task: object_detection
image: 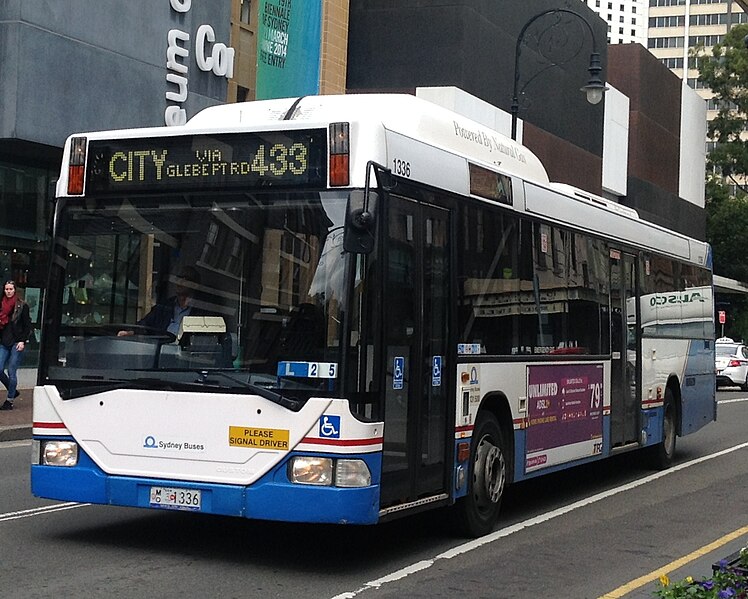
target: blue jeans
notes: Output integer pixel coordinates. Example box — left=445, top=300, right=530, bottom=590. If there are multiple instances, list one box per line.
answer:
left=0, top=343, right=24, bottom=401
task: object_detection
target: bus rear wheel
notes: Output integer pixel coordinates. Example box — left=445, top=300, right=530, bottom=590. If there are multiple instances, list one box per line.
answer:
left=453, top=412, right=506, bottom=537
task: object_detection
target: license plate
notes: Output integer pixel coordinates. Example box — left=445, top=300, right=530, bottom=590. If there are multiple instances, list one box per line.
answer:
left=149, top=486, right=201, bottom=511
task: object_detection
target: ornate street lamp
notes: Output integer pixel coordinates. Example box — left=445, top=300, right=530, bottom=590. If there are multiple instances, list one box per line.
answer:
left=510, top=8, right=609, bottom=141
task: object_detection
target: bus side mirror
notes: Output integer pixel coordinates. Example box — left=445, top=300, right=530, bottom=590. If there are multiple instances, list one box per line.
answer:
left=344, top=190, right=378, bottom=254
left=47, top=178, right=59, bottom=238
left=48, top=178, right=59, bottom=204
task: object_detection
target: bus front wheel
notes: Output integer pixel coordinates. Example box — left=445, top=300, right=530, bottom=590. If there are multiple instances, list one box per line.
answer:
left=453, top=411, right=506, bottom=537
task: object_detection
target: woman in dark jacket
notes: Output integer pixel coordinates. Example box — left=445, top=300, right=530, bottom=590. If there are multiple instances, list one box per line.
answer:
left=0, top=280, right=32, bottom=410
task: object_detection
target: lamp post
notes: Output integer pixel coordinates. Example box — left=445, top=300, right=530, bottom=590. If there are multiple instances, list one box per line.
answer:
left=510, top=8, right=608, bottom=141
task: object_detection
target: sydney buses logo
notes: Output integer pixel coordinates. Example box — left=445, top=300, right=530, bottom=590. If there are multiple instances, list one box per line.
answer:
left=143, top=435, right=205, bottom=452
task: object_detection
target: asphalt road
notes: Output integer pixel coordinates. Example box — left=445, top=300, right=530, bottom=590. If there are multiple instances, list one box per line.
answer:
left=1, top=391, right=746, bottom=599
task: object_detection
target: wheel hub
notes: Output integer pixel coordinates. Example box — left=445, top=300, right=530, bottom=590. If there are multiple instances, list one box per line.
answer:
left=474, top=436, right=505, bottom=505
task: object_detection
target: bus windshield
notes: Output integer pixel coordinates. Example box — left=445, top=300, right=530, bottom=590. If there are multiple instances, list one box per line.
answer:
left=41, top=191, right=349, bottom=400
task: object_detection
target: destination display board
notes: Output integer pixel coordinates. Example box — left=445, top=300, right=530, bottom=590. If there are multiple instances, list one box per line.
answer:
left=86, top=129, right=327, bottom=194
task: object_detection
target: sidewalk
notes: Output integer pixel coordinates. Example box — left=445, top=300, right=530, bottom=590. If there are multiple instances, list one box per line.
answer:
left=0, top=386, right=33, bottom=441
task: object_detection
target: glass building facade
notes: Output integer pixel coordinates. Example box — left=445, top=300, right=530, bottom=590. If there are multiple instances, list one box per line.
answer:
left=0, top=0, right=233, bottom=368
left=0, top=156, right=57, bottom=366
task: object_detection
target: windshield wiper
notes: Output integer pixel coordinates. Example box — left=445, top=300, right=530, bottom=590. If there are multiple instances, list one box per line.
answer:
left=57, top=378, right=210, bottom=400
left=194, top=370, right=301, bottom=410
left=56, top=375, right=301, bottom=410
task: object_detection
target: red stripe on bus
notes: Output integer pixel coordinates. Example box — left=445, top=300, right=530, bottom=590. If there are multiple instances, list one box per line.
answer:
left=33, top=422, right=67, bottom=429
left=301, top=436, right=383, bottom=447
left=455, top=425, right=474, bottom=433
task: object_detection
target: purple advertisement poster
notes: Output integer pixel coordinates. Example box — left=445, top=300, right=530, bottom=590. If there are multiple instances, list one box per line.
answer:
left=525, top=363, right=604, bottom=472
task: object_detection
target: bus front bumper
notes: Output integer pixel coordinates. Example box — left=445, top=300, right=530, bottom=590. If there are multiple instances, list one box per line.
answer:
left=31, top=442, right=382, bottom=525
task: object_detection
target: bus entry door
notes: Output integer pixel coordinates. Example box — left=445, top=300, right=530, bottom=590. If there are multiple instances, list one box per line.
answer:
left=380, top=196, right=450, bottom=506
left=610, top=250, right=639, bottom=447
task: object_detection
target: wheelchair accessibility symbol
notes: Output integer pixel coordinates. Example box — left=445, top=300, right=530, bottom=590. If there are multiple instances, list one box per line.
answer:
left=319, top=415, right=341, bottom=439
left=432, top=355, right=442, bottom=387
left=393, top=356, right=405, bottom=390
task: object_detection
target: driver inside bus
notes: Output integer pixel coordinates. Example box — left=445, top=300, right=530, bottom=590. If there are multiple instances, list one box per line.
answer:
left=118, top=266, right=208, bottom=337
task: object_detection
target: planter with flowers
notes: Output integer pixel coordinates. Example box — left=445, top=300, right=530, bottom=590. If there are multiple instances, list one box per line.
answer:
left=654, top=547, right=748, bottom=598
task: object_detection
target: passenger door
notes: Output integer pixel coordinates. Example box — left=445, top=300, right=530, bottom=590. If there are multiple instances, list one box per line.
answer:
left=610, top=250, right=639, bottom=447
left=379, top=195, right=451, bottom=505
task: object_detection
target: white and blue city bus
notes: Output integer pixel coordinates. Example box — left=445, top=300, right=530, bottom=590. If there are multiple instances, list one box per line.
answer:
left=31, top=94, right=716, bottom=536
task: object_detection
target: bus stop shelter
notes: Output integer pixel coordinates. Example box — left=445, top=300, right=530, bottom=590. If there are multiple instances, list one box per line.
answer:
left=714, top=275, right=748, bottom=340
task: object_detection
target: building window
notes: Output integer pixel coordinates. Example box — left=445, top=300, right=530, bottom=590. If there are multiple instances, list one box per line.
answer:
left=662, top=57, right=684, bottom=68
left=648, top=36, right=685, bottom=48
left=706, top=98, right=737, bottom=111
left=650, top=15, right=685, bottom=27
left=689, top=34, right=725, bottom=47
left=690, top=13, right=727, bottom=25
left=687, top=78, right=707, bottom=89
left=240, top=0, right=250, bottom=24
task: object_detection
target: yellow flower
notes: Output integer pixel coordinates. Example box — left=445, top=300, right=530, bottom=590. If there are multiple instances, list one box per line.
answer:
left=685, top=576, right=693, bottom=584
left=659, top=574, right=670, bottom=587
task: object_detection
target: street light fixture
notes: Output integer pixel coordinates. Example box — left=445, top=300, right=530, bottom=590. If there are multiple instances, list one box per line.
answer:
left=582, top=51, right=607, bottom=105
left=511, top=8, right=609, bottom=141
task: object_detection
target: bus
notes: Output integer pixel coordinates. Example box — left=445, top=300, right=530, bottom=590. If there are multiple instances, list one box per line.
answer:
left=31, top=93, right=716, bottom=537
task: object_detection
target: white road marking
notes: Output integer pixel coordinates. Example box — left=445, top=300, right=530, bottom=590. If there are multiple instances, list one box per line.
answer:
left=0, top=502, right=89, bottom=523
left=0, top=440, right=31, bottom=449
left=330, top=441, right=748, bottom=599
left=718, top=396, right=748, bottom=404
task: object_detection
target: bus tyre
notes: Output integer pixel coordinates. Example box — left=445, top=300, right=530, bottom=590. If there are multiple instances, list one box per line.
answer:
left=453, top=412, right=506, bottom=537
left=649, top=389, right=676, bottom=470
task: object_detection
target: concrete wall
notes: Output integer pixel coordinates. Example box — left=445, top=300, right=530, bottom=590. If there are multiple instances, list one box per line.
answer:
left=679, top=81, right=707, bottom=209
left=0, top=0, right=231, bottom=147
left=607, top=44, right=707, bottom=240
left=347, top=0, right=608, bottom=159
left=608, top=44, right=682, bottom=196
left=320, top=0, right=350, bottom=94
left=602, top=85, right=629, bottom=198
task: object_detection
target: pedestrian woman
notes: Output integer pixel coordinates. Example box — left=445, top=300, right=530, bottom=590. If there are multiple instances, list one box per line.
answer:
left=0, top=281, right=32, bottom=411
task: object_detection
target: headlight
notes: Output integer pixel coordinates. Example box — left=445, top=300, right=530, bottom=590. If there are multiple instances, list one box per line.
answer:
left=335, top=459, right=371, bottom=487
left=41, top=441, right=79, bottom=467
left=288, top=456, right=372, bottom=487
left=289, top=456, right=333, bottom=485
